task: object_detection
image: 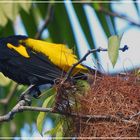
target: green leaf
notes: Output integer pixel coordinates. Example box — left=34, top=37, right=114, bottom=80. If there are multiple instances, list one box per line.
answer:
left=32, top=5, right=42, bottom=26
left=19, top=3, right=32, bottom=13
left=0, top=5, right=8, bottom=27
left=73, top=3, right=95, bottom=50
left=0, top=2, right=31, bottom=28
left=76, top=80, right=90, bottom=94
left=93, top=3, right=101, bottom=10
left=20, top=9, right=38, bottom=37
left=0, top=123, right=12, bottom=136
left=36, top=3, right=48, bottom=19
left=95, top=12, right=112, bottom=37
left=36, top=88, right=56, bottom=135
left=0, top=73, right=11, bottom=86
left=45, top=118, right=64, bottom=137
left=108, top=35, right=122, bottom=67
left=0, top=20, right=15, bottom=36
left=1, top=3, right=19, bottom=22
left=92, top=4, right=113, bottom=38
left=39, top=87, right=56, bottom=99
left=48, top=4, right=76, bottom=49
left=55, top=131, right=63, bottom=140
left=36, top=111, right=45, bottom=135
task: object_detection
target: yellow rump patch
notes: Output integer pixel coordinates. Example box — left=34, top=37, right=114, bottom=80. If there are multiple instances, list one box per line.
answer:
left=7, top=43, right=30, bottom=58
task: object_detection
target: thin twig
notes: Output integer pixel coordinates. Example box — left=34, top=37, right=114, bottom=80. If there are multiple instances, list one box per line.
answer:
left=0, top=103, right=138, bottom=125
left=0, top=83, right=18, bottom=105
left=65, top=46, right=128, bottom=81
left=99, top=7, right=140, bottom=27
left=128, top=111, right=140, bottom=120
left=35, top=3, right=54, bottom=39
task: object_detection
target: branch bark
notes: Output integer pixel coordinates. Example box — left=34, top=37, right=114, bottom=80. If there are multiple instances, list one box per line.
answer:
left=99, top=6, right=140, bottom=27
left=0, top=102, right=138, bottom=125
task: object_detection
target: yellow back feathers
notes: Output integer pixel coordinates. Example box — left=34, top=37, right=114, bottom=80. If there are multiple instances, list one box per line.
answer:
left=22, top=38, right=88, bottom=74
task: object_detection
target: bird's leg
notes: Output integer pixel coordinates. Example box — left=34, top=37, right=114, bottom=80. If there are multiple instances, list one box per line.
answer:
left=19, top=84, right=52, bottom=102
left=32, top=84, right=52, bottom=98
left=19, top=85, right=37, bottom=105
left=31, top=86, right=41, bottom=99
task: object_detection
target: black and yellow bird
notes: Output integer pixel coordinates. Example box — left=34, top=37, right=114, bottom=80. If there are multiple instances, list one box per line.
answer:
left=0, top=35, right=92, bottom=98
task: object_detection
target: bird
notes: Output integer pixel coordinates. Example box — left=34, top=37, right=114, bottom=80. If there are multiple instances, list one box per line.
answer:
left=0, top=35, right=93, bottom=98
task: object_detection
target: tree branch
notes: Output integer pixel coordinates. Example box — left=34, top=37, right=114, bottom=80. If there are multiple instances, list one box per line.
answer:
left=65, top=45, right=128, bottom=81
left=0, top=102, right=138, bottom=125
left=35, top=3, right=54, bottom=39
left=99, top=6, right=140, bottom=27
left=0, top=100, right=26, bottom=122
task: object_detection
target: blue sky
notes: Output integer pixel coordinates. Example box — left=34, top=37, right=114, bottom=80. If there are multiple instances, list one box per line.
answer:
left=13, top=0, right=140, bottom=138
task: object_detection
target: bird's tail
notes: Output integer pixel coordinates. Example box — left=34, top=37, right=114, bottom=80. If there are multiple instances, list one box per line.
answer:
left=83, top=65, right=97, bottom=73
left=72, top=65, right=99, bottom=81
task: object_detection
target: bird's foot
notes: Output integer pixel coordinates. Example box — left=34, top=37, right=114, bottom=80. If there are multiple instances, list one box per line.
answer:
left=19, top=93, right=32, bottom=106
left=19, top=85, right=34, bottom=105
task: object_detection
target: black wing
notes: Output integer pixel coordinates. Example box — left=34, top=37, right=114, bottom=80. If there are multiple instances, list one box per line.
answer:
left=0, top=36, right=64, bottom=85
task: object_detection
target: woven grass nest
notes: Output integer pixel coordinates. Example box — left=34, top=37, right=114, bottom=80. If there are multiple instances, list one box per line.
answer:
left=70, top=73, right=140, bottom=138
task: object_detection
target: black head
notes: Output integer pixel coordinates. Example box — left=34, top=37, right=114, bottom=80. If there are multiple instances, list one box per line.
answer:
left=0, top=35, right=28, bottom=47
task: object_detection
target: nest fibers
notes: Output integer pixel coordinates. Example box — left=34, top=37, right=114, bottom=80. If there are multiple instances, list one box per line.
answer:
left=73, top=74, right=140, bottom=137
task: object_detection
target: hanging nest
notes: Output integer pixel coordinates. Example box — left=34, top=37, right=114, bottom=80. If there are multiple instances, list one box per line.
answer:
left=71, top=73, right=140, bottom=138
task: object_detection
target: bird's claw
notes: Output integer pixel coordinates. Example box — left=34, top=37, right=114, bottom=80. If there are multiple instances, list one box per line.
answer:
left=19, top=93, right=32, bottom=106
